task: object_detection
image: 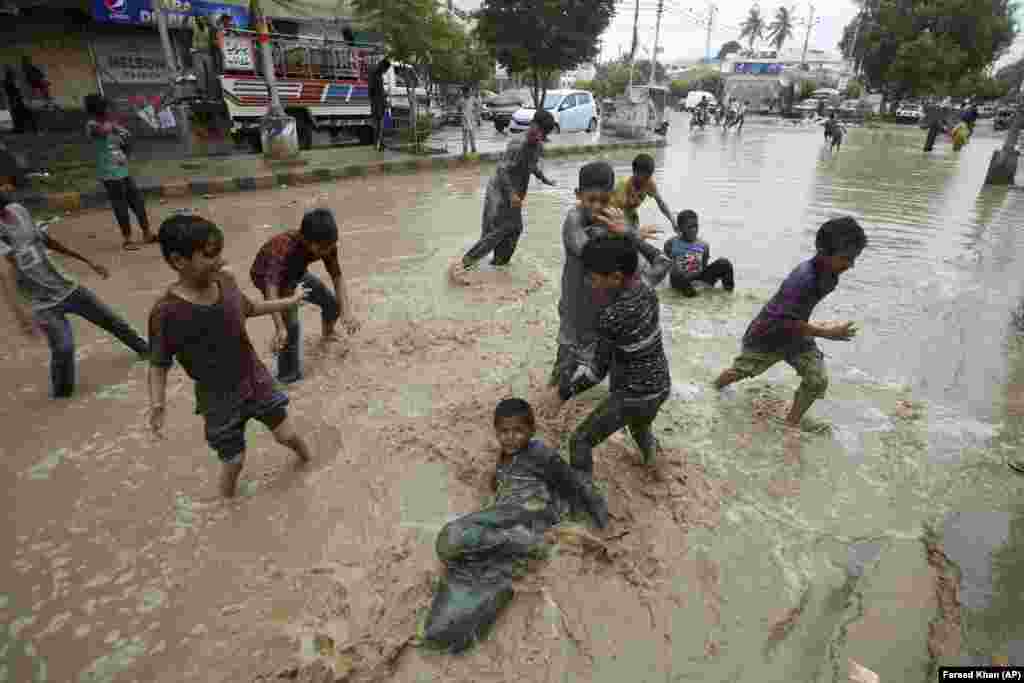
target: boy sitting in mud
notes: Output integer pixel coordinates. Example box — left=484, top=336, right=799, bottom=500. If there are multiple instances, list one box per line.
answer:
left=608, top=153, right=677, bottom=230
left=713, top=217, right=867, bottom=427
left=550, top=160, right=672, bottom=402
left=663, top=209, right=735, bottom=297
left=555, top=238, right=673, bottom=478
left=250, top=208, right=358, bottom=385
left=449, top=110, right=558, bottom=285
left=423, top=398, right=607, bottom=652
left=148, top=214, right=314, bottom=498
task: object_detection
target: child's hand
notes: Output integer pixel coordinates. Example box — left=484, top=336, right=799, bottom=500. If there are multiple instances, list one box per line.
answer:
left=510, top=193, right=524, bottom=208
left=639, top=225, right=661, bottom=240
left=91, top=263, right=110, bottom=279
left=289, top=284, right=312, bottom=307
left=18, top=315, right=38, bottom=339
left=270, top=329, right=288, bottom=354
left=824, top=321, right=858, bottom=341
left=595, top=208, right=627, bottom=235
left=148, top=404, right=165, bottom=438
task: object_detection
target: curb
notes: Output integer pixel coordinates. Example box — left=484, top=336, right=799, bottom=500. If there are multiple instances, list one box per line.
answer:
left=18, top=138, right=666, bottom=214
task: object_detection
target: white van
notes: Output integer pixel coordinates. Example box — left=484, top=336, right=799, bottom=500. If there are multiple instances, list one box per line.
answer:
left=508, top=89, right=598, bottom=133
left=684, top=91, right=717, bottom=111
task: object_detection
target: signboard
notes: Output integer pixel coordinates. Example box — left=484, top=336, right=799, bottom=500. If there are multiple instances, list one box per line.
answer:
left=92, top=0, right=249, bottom=29
left=221, top=35, right=255, bottom=71
left=93, top=40, right=173, bottom=84
left=733, top=62, right=784, bottom=75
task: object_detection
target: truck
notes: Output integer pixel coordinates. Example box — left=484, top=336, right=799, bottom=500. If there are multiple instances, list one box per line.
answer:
left=194, top=28, right=387, bottom=151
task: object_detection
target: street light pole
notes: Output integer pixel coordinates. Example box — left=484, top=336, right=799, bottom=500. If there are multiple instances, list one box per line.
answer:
left=800, top=2, right=816, bottom=67
left=649, top=0, right=664, bottom=86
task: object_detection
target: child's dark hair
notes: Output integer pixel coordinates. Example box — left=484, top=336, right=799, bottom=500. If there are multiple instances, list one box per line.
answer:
left=677, top=209, right=697, bottom=229
left=157, top=214, right=223, bottom=264
left=300, top=208, right=339, bottom=244
left=816, top=217, right=867, bottom=256
left=84, top=94, right=108, bottom=117
left=0, top=192, right=12, bottom=211
left=494, top=398, right=535, bottom=427
left=578, top=160, right=614, bottom=192
left=582, top=237, right=639, bottom=276
left=632, top=153, right=655, bottom=177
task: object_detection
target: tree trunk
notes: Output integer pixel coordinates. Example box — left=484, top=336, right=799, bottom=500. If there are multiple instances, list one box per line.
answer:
left=984, top=107, right=1023, bottom=186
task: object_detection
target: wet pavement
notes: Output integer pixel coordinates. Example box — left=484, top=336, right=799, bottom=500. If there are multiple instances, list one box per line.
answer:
left=3, top=114, right=1024, bottom=682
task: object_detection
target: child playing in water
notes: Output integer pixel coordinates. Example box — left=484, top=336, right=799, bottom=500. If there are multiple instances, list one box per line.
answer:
left=713, top=217, right=867, bottom=427
left=559, top=237, right=672, bottom=476
left=448, top=110, right=557, bottom=284
left=549, top=161, right=672, bottom=401
left=424, top=398, right=607, bottom=652
left=824, top=112, right=845, bottom=152
left=148, top=214, right=313, bottom=498
left=663, top=209, right=735, bottom=297
left=0, top=193, right=149, bottom=398
left=608, top=153, right=677, bottom=230
left=250, top=208, right=358, bottom=384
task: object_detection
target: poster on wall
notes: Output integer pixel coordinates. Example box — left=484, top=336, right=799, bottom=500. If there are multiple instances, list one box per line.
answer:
left=93, top=40, right=172, bottom=84
left=733, top=62, right=783, bottom=76
left=91, top=0, right=249, bottom=29
left=221, top=34, right=255, bottom=71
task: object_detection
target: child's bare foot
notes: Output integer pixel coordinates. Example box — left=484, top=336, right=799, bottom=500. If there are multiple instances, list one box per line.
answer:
left=448, top=261, right=473, bottom=285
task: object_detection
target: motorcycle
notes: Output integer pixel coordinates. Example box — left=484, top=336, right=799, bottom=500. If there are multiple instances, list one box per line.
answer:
left=654, top=120, right=670, bottom=135
left=690, top=108, right=707, bottom=131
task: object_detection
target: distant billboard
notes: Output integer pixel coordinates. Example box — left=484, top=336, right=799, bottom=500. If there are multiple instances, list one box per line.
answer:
left=733, top=62, right=784, bottom=75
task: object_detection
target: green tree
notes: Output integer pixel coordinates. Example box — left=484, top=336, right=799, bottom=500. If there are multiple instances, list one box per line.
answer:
left=843, top=79, right=863, bottom=99
left=475, top=0, right=616, bottom=113
left=766, top=6, right=794, bottom=51
left=739, top=6, right=766, bottom=51
left=717, top=40, right=742, bottom=60
left=799, top=79, right=817, bottom=100
left=838, top=0, right=1016, bottom=105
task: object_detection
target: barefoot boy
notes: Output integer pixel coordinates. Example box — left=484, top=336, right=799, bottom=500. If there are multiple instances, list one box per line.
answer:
left=148, top=214, right=313, bottom=498
left=0, top=193, right=148, bottom=398
left=663, top=209, right=735, bottom=297
left=449, top=110, right=557, bottom=284
left=713, top=217, right=866, bottom=427
left=249, top=208, right=357, bottom=384
left=608, top=153, right=677, bottom=230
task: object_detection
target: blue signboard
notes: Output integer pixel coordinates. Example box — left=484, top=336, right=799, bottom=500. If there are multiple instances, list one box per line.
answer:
left=733, top=62, right=783, bottom=75
left=92, top=0, right=249, bottom=28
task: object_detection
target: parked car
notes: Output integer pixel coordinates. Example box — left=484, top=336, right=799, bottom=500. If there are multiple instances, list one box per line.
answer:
left=838, top=99, right=862, bottom=117
left=995, top=106, right=1017, bottom=131
left=795, top=98, right=820, bottom=113
left=895, top=103, right=924, bottom=122
left=479, top=90, right=498, bottom=120
left=487, top=89, right=533, bottom=132
left=508, top=89, right=598, bottom=134
left=978, top=102, right=997, bottom=118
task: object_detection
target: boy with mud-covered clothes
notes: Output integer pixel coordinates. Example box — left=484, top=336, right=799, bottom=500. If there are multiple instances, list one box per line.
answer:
left=448, top=110, right=558, bottom=284
left=549, top=160, right=672, bottom=401
left=148, top=214, right=313, bottom=498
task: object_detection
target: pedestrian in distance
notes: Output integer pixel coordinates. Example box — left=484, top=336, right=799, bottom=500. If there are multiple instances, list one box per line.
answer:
left=713, top=217, right=867, bottom=428
left=546, top=161, right=671, bottom=406
left=460, top=85, right=477, bottom=156
left=664, top=209, right=735, bottom=297
left=249, top=208, right=359, bottom=385
left=85, top=94, right=154, bottom=251
left=148, top=214, right=314, bottom=499
left=448, top=110, right=558, bottom=285
left=0, top=193, right=149, bottom=399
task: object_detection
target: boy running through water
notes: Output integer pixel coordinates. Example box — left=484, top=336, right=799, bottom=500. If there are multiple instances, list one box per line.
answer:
left=449, top=110, right=557, bottom=284
left=550, top=161, right=671, bottom=401
left=148, top=215, right=313, bottom=498
left=559, top=238, right=672, bottom=478
left=608, top=153, right=677, bottom=231
left=250, top=209, right=358, bottom=385
left=713, top=217, right=867, bottom=427
left=0, top=194, right=149, bottom=398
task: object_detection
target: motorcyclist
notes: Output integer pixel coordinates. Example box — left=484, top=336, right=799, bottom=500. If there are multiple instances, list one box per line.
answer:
left=694, top=96, right=709, bottom=126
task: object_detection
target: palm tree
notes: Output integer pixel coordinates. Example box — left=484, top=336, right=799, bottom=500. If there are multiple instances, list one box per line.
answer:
left=766, top=6, right=794, bottom=52
left=738, top=6, right=766, bottom=51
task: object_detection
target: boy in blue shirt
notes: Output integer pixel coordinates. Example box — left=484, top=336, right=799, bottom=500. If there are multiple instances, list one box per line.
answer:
left=713, top=217, right=866, bottom=427
left=663, top=209, right=734, bottom=297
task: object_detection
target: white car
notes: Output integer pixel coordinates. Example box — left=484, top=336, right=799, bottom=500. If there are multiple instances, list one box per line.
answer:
left=508, top=89, right=598, bottom=134
left=895, top=103, right=924, bottom=121
left=795, top=98, right=820, bottom=113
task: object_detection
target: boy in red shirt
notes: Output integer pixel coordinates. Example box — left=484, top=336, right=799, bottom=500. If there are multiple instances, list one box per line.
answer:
left=148, top=214, right=313, bottom=498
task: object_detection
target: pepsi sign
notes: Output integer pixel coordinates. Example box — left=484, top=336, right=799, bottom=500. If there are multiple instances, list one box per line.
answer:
left=92, top=0, right=249, bottom=28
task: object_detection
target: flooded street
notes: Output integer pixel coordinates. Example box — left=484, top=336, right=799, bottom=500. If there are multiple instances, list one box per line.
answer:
left=4, top=115, right=1024, bottom=682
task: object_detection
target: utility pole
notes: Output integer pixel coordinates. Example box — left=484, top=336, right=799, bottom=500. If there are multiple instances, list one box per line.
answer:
left=649, top=0, right=664, bottom=85
left=800, top=2, right=816, bottom=68
left=628, top=0, right=640, bottom=90
left=705, top=3, right=717, bottom=62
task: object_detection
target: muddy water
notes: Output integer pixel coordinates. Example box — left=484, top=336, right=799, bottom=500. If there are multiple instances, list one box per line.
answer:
left=3, top=119, right=1024, bottom=682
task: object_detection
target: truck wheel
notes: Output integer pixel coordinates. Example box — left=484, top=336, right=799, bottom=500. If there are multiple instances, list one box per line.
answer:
left=495, top=119, right=507, bottom=133
left=297, top=117, right=314, bottom=150
left=357, top=125, right=376, bottom=146
left=248, top=133, right=263, bottom=154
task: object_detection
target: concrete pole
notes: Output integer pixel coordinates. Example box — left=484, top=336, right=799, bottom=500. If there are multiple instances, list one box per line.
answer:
left=704, top=3, right=717, bottom=61
left=155, top=4, right=191, bottom=151
left=627, top=0, right=639, bottom=91
left=649, top=0, right=663, bottom=86
left=800, top=3, right=815, bottom=68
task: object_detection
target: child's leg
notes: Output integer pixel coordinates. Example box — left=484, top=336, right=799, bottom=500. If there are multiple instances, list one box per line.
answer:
left=277, top=306, right=302, bottom=383
left=669, top=266, right=698, bottom=296
left=714, top=349, right=780, bottom=389
left=219, top=455, right=246, bottom=498
left=783, top=347, right=828, bottom=426
left=35, top=304, right=76, bottom=398
left=103, top=179, right=135, bottom=246
left=570, top=395, right=629, bottom=476
left=65, top=286, right=149, bottom=356
left=299, top=273, right=340, bottom=338
left=205, top=412, right=250, bottom=498
left=624, top=395, right=667, bottom=465
left=265, top=410, right=312, bottom=463
left=489, top=207, right=524, bottom=266
left=698, top=258, right=735, bottom=291
left=490, top=226, right=523, bottom=266
left=123, top=177, right=153, bottom=240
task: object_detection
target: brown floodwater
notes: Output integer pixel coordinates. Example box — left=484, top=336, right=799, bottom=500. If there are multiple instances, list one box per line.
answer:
left=3, top=117, right=1024, bottom=682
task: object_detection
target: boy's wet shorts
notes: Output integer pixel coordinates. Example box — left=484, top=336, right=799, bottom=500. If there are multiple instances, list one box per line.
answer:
left=204, top=391, right=290, bottom=464
left=730, top=345, right=828, bottom=396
